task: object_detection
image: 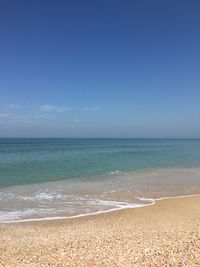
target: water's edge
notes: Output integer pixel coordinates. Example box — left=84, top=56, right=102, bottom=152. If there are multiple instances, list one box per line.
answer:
left=1, top=193, right=199, bottom=224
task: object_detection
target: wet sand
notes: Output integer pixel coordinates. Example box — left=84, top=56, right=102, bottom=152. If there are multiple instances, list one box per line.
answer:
left=0, top=195, right=200, bottom=266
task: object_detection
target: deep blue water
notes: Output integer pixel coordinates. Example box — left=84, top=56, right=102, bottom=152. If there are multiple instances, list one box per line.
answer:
left=0, top=138, right=200, bottom=188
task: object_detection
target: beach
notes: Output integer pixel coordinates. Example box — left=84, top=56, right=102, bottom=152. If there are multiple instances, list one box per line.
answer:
left=1, top=0, right=200, bottom=264
left=1, top=195, right=200, bottom=267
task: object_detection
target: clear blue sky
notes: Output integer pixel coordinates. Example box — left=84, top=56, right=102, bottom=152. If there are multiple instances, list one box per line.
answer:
left=0, top=0, right=200, bottom=137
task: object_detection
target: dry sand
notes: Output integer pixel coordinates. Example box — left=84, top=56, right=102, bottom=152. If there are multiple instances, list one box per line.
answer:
left=0, top=195, right=200, bottom=267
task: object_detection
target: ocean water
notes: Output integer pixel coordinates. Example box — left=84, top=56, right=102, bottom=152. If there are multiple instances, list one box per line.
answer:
left=0, top=138, right=200, bottom=223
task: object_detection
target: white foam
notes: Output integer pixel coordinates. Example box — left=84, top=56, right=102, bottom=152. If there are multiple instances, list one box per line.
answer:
left=110, top=170, right=120, bottom=174
left=1, top=165, right=200, bottom=224
left=1, top=193, right=200, bottom=224
left=0, top=208, right=55, bottom=222
left=155, top=193, right=200, bottom=201
left=0, top=191, right=64, bottom=202
left=0, top=198, right=155, bottom=224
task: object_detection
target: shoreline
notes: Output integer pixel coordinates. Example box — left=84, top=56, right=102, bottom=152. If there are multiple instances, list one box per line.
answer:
left=1, top=195, right=200, bottom=266
left=1, top=193, right=200, bottom=224
left=1, top=164, right=200, bottom=224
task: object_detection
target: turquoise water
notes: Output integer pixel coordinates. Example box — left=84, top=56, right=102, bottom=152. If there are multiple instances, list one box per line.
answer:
left=1, top=138, right=200, bottom=188
left=0, top=138, right=200, bottom=223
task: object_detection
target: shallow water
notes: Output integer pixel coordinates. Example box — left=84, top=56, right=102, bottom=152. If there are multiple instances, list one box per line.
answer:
left=0, top=166, right=200, bottom=223
left=0, top=138, right=200, bottom=223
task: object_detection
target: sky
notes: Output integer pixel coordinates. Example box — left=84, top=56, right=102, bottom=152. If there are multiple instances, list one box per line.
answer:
left=0, top=0, right=200, bottom=138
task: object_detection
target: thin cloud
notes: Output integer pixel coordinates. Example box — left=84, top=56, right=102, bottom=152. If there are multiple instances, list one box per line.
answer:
left=0, top=111, right=55, bottom=124
left=8, top=104, right=21, bottom=109
left=40, top=105, right=70, bottom=112
left=83, top=106, right=100, bottom=111
left=72, top=118, right=80, bottom=123
left=0, top=113, right=14, bottom=118
left=0, top=112, right=35, bottom=124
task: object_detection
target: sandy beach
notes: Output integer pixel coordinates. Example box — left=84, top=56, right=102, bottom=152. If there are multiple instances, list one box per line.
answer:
left=0, top=195, right=200, bottom=266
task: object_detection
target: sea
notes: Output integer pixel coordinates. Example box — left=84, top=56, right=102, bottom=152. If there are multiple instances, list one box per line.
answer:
left=0, top=138, right=200, bottom=223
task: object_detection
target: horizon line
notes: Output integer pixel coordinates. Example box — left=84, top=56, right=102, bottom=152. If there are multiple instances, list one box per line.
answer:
left=0, top=137, right=199, bottom=140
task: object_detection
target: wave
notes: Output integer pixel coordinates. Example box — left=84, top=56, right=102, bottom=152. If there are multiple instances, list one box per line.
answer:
left=0, top=197, right=155, bottom=224
left=2, top=193, right=200, bottom=224
left=1, top=165, right=200, bottom=224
